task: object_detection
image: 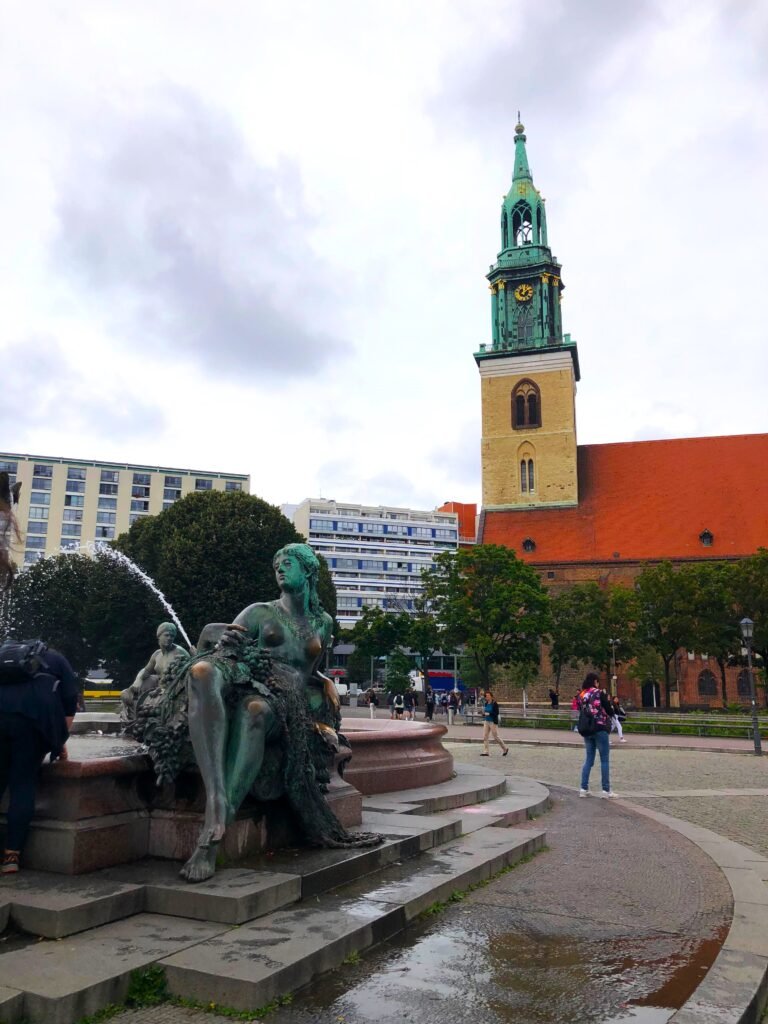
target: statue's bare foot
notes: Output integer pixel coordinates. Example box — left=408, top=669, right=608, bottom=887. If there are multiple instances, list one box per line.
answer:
left=179, top=842, right=219, bottom=883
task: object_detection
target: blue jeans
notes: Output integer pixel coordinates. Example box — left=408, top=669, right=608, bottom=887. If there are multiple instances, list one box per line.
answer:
left=580, top=730, right=610, bottom=792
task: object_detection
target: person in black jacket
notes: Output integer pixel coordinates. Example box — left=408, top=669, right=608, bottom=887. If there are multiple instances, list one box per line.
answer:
left=480, top=689, right=509, bottom=757
left=0, top=644, right=79, bottom=873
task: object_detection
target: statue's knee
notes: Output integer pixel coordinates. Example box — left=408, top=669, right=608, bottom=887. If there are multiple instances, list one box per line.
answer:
left=189, top=662, right=215, bottom=688
left=246, top=698, right=268, bottom=724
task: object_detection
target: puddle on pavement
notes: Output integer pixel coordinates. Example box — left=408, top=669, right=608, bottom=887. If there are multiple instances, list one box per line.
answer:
left=273, top=915, right=726, bottom=1024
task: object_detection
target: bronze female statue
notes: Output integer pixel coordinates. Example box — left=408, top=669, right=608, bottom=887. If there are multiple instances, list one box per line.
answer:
left=135, top=542, right=380, bottom=883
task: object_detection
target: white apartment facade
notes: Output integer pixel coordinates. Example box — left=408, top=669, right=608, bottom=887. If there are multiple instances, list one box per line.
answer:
left=289, top=498, right=459, bottom=628
left=0, top=452, right=250, bottom=565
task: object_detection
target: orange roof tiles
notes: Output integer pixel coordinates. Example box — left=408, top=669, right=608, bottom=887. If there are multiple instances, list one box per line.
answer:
left=481, top=434, right=768, bottom=563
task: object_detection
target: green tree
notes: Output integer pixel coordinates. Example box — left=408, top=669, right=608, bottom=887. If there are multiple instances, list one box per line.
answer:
left=385, top=648, right=412, bottom=695
left=6, top=551, right=166, bottom=684
left=404, top=599, right=447, bottom=683
left=344, top=646, right=371, bottom=688
left=635, top=562, right=696, bottom=708
left=115, top=490, right=336, bottom=642
left=350, top=607, right=408, bottom=660
left=733, top=548, right=768, bottom=706
left=421, top=545, right=550, bottom=690
left=688, top=562, right=740, bottom=704
left=549, top=582, right=637, bottom=686
left=627, top=646, right=665, bottom=705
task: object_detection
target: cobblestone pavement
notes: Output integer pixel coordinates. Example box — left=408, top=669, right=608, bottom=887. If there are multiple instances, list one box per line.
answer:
left=101, top=740, right=767, bottom=1024
left=446, top=741, right=768, bottom=859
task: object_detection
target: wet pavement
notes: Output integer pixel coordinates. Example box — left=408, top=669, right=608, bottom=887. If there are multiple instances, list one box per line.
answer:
left=69, top=731, right=765, bottom=1024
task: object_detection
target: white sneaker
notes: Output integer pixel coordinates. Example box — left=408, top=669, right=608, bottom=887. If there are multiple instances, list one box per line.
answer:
left=601, top=790, right=618, bottom=799
left=619, top=738, right=627, bottom=743
left=579, top=789, right=589, bottom=798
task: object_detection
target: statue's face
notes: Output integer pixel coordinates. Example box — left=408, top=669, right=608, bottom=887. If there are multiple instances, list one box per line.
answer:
left=157, top=628, right=174, bottom=651
left=274, top=552, right=306, bottom=593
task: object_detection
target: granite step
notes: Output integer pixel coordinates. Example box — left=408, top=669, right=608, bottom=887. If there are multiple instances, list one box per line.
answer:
left=160, top=827, right=546, bottom=1012
left=0, top=913, right=227, bottom=1024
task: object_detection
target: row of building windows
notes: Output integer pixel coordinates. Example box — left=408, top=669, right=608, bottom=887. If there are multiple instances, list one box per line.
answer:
left=311, top=518, right=456, bottom=539
left=4, top=462, right=243, bottom=496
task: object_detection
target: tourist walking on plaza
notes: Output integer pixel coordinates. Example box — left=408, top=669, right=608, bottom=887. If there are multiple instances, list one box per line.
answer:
left=404, top=688, right=416, bottom=721
left=570, top=692, right=580, bottom=731
left=392, top=692, right=405, bottom=719
left=425, top=689, right=435, bottom=721
left=610, top=696, right=627, bottom=742
left=0, top=641, right=79, bottom=874
left=577, top=672, right=616, bottom=798
left=365, top=688, right=378, bottom=719
left=480, top=690, right=509, bottom=757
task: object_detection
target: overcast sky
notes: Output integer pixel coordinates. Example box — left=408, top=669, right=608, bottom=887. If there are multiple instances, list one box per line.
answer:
left=2, top=1, right=766, bottom=511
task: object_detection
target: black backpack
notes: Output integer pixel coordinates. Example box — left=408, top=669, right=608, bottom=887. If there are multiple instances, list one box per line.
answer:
left=0, top=640, right=49, bottom=684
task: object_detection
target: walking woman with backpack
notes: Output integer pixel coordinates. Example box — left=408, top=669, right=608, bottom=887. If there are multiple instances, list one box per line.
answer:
left=577, top=672, right=617, bottom=798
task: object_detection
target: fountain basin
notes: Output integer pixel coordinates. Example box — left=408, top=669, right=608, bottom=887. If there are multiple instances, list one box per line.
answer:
left=341, top=718, right=453, bottom=794
left=0, top=719, right=454, bottom=873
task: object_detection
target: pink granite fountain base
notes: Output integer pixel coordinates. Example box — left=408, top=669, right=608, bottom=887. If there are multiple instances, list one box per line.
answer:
left=0, top=719, right=453, bottom=873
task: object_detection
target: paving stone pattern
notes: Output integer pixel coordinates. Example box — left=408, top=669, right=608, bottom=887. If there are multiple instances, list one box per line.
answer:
left=449, top=742, right=768, bottom=859
left=263, top=790, right=731, bottom=1024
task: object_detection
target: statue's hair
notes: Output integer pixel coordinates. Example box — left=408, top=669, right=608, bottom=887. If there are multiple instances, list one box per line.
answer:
left=273, top=543, right=323, bottom=617
left=157, top=622, right=178, bottom=639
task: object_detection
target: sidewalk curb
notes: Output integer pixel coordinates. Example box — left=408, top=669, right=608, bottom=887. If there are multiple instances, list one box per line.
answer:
left=618, top=798, right=768, bottom=1023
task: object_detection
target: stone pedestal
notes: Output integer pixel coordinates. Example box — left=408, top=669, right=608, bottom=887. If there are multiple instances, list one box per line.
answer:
left=1, top=739, right=362, bottom=874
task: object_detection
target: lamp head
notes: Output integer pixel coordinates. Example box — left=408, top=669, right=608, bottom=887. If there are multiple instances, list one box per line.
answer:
left=740, top=617, right=754, bottom=642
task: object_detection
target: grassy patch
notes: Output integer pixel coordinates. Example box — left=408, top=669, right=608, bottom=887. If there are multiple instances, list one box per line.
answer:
left=341, top=950, right=361, bottom=965
left=174, top=993, right=293, bottom=1020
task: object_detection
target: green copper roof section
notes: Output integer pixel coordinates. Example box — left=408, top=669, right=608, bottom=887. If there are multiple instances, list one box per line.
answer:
left=512, top=116, right=532, bottom=183
left=474, top=117, right=580, bottom=381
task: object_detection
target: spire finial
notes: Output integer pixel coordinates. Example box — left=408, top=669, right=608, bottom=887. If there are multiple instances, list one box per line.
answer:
left=515, top=112, right=524, bottom=135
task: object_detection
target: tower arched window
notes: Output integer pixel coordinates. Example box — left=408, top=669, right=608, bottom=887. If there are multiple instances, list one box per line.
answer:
left=697, top=670, right=717, bottom=697
left=520, top=460, right=528, bottom=493
left=527, top=459, right=535, bottom=492
left=501, top=211, right=509, bottom=249
left=511, top=380, right=541, bottom=429
left=512, top=202, right=532, bottom=246
left=536, top=205, right=542, bottom=244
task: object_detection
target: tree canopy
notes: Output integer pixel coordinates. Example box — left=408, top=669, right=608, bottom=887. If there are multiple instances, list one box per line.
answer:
left=421, top=545, right=550, bottom=689
left=5, top=550, right=167, bottom=683
left=115, top=490, right=336, bottom=642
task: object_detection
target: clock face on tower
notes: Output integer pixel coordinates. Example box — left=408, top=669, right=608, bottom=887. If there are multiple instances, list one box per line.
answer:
left=514, top=283, right=533, bottom=303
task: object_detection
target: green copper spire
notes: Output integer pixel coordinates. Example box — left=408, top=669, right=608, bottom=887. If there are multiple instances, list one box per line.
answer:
left=475, top=118, right=580, bottom=379
left=512, top=115, right=532, bottom=183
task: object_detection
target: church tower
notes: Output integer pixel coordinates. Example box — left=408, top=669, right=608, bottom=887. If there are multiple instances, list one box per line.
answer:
left=475, top=119, right=581, bottom=511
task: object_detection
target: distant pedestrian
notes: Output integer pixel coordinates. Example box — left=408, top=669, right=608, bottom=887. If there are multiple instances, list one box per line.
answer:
left=439, top=693, right=449, bottom=716
left=610, top=696, right=627, bottom=742
left=425, top=690, right=435, bottom=721
left=392, top=693, right=405, bottom=719
left=387, top=690, right=395, bottom=720
left=549, top=688, right=559, bottom=709
left=577, top=672, right=616, bottom=798
left=403, top=689, right=415, bottom=721
left=480, top=689, right=509, bottom=757
left=365, top=688, right=379, bottom=719
left=570, top=692, right=580, bottom=732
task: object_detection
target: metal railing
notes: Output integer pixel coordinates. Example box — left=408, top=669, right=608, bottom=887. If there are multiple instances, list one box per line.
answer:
left=462, top=705, right=768, bottom=739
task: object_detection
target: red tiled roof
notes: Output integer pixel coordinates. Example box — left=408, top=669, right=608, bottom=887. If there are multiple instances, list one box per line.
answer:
left=481, top=434, right=768, bottom=563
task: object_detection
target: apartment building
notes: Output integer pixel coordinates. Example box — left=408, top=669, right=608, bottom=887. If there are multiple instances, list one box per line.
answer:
left=288, top=498, right=459, bottom=628
left=0, top=452, right=250, bottom=565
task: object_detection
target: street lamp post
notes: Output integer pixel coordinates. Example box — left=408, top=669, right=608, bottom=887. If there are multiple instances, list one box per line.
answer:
left=739, top=617, right=763, bottom=757
left=608, top=638, right=620, bottom=697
